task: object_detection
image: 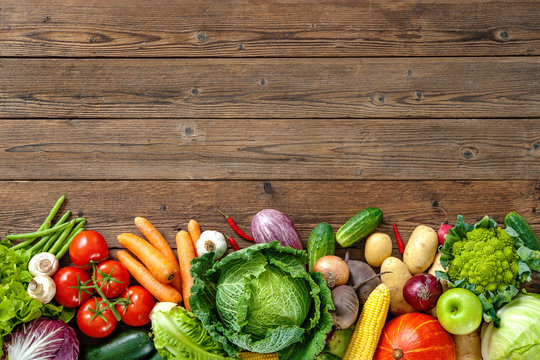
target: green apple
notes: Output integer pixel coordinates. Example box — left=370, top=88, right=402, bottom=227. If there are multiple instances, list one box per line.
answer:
left=436, top=288, right=483, bottom=335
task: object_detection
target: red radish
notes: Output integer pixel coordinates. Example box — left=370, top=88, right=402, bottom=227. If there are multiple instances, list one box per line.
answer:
left=437, top=224, right=453, bottom=246
left=403, top=273, right=442, bottom=311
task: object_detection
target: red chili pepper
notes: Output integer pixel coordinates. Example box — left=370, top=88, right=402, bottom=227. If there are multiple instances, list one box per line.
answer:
left=218, top=210, right=254, bottom=242
left=393, top=223, right=405, bottom=254
left=227, top=236, right=240, bottom=251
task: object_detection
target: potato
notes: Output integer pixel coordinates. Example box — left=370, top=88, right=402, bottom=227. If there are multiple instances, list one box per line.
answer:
left=403, top=225, right=438, bottom=274
left=453, top=328, right=482, bottom=360
left=381, top=257, right=416, bottom=315
left=428, top=252, right=449, bottom=291
left=364, top=232, right=392, bottom=267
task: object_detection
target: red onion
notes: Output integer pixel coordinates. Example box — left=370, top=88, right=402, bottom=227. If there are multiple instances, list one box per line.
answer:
left=403, top=273, right=442, bottom=311
left=250, top=209, right=302, bottom=249
left=437, top=224, right=453, bottom=246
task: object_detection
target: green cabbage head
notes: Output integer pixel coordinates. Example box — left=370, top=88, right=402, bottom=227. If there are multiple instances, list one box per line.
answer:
left=481, top=293, right=540, bottom=360
left=190, top=241, right=334, bottom=360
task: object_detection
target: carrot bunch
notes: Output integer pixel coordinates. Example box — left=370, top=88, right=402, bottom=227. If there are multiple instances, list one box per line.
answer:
left=116, top=217, right=201, bottom=310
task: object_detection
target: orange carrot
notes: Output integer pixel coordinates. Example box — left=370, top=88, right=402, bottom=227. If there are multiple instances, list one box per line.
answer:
left=118, top=233, right=177, bottom=284
left=117, top=250, right=182, bottom=303
left=176, top=230, right=196, bottom=311
left=188, top=219, right=202, bottom=256
left=134, top=217, right=182, bottom=292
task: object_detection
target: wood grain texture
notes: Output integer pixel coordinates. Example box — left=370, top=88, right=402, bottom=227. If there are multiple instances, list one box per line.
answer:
left=1, top=58, right=539, bottom=118
left=2, top=180, right=538, bottom=293
left=1, top=119, right=539, bottom=180
left=1, top=0, right=539, bottom=57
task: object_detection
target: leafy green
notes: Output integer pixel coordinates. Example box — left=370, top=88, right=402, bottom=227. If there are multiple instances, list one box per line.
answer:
left=190, top=241, right=334, bottom=359
left=0, top=243, right=72, bottom=356
left=150, top=302, right=234, bottom=360
left=437, top=215, right=540, bottom=325
left=481, top=293, right=540, bottom=360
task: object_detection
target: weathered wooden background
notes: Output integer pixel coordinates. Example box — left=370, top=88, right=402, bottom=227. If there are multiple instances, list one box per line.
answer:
left=1, top=0, right=539, bottom=351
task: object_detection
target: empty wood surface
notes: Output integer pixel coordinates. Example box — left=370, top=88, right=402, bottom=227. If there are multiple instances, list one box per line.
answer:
left=1, top=0, right=540, bottom=57
left=1, top=57, right=539, bottom=118
left=1, top=118, right=539, bottom=180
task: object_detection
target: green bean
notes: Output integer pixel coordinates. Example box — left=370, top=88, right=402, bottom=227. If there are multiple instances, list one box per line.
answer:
left=5, top=221, right=70, bottom=240
left=10, top=238, right=36, bottom=251
left=42, top=229, right=63, bottom=253
left=38, top=195, right=65, bottom=231
left=29, top=211, right=71, bottom=255
left=56, top=222, right=86, bottom=259
left=49, top=221, right=75, bottom=255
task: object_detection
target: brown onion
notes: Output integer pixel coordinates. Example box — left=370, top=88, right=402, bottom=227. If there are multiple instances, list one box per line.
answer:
left=313, top=255, right=349, bottom=289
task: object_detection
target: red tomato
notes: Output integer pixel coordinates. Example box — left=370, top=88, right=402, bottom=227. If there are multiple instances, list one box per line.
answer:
left=53, top=266, right=93, bottom=307
left=116, top=286, right=155, bottom=326
left=69, top=230, right=109, bottom=268
left=77, top=297, right=117, bottom=338
left=95, top=260, right=130, bottom=298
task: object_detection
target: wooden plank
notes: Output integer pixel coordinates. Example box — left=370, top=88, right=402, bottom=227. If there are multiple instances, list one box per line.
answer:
left=1, top=0, right=539, bottom=57
left=1, top=58, right=539, bottom=118
left=1, top=180, right=538, bottom=294
left=1, top=119, right=539, bottom=180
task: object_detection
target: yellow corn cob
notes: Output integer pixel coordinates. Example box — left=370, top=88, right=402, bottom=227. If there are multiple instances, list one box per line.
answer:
left=342, top=283, right=390, bottom=360
left=238, top=352, right=280, bottom=360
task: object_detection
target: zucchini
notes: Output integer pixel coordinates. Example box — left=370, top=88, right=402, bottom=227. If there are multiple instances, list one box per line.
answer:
left=307, top=222, right=336, bottom=271
left=505, top=212, right=540, bottom=250
left=147, top=352, right=166, bottom=360
left=80, top=329, right=155, bottom=360
left=336, top=207, right=383, bottom=247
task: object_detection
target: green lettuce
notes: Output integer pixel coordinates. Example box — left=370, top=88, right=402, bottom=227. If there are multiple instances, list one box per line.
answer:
left=190, top=241, right=334, bottom=359
left=150, top=302, right=235, bottom=359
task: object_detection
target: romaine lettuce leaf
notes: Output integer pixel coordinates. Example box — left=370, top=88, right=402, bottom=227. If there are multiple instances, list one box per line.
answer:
left=150, top=302, right=234, bottom=360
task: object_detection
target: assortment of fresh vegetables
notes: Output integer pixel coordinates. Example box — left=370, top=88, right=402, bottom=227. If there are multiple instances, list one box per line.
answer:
left=437, top=215, right=540, bottom=324
left=2, top=197, right=540, bottom=360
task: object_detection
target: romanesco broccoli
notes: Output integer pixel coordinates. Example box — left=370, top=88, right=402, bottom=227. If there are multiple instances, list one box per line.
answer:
left=447, top=227, right=518, bottom=295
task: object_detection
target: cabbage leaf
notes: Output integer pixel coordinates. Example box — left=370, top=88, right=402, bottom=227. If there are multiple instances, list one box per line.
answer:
left=481, top=293, right=540, bottom=360
left=190, top=241, right=334, bottom=359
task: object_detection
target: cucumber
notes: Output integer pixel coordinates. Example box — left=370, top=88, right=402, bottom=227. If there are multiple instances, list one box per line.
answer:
left=505, top=212, right=540, bottom=250
left=336, top=207, right=383, bottom=247
left=307, top=222, right=335, bottom=271
left=80, top=329, right=155, bottom=360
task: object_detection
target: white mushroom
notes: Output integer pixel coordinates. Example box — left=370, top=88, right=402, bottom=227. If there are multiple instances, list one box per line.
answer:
left=196, top=230, right=228, bottom=260
left=28, top=252, right=59, bottom=277
left=27, top=275, right=56, bottom=304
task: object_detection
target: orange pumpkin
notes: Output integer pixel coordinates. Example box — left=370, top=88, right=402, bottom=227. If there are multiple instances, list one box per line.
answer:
left=374, top=313, right=455, bottom=360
